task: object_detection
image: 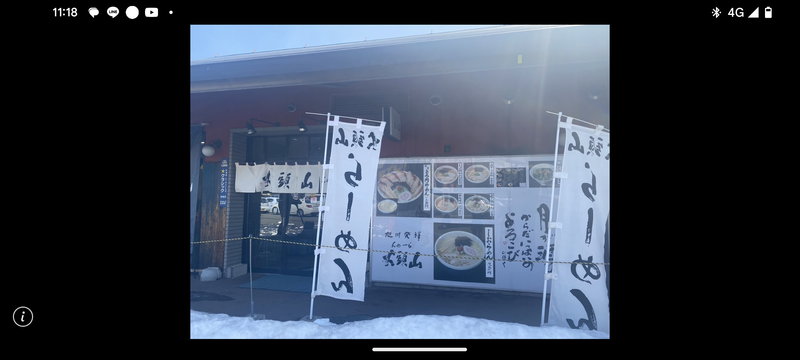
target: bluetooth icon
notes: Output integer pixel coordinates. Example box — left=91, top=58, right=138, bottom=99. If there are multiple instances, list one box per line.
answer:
left=712, top=7, right=721, bottom=18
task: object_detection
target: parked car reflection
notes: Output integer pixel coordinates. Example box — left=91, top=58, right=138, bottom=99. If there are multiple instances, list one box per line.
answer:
left=259, top=214, right=319, bottom=237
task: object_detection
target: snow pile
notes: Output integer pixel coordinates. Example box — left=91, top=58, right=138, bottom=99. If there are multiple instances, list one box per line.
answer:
left=190, top=310, right=609, bottom=339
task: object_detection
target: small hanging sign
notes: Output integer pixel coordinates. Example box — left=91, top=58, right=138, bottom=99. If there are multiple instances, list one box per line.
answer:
left=220, top=158, right=229, bottom=207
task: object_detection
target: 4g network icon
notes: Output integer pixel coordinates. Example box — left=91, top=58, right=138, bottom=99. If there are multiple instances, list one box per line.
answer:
left=714, top=7, right=773, bottom=18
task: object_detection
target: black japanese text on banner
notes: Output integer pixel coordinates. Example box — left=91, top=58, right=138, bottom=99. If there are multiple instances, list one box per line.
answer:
left=547, top=124, right=609, bottom=334
left=234, top=163, right=323, bottom=194
left=315, top=118, right=385, bottom=301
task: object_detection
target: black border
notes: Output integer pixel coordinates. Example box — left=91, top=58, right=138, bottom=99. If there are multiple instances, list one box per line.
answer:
left=28, top=1, right=778, bottom=350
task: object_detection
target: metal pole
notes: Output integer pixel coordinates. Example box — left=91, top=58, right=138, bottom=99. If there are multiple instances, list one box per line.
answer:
left=308, top=112, right=332, bottom=320
left=541, top=112, right=563, bottom=326
left=249, top=234, right=254, bottom=319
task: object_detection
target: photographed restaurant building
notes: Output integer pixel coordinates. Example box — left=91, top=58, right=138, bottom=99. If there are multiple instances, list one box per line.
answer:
left=190, top=25, right=609, bottom=295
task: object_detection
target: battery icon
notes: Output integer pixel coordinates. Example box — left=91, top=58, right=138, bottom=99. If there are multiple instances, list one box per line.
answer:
left=765, top=7, right=772, bottom=18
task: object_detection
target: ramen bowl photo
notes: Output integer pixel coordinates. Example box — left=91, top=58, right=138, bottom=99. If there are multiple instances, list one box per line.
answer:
left=434, top=165, right=458, bottom=185
left=464, top=195, right=490, bottom=214
left=434, top=195, right=458, bottom=213
left=465, top=165, right=490, bottom=183
left=435, top=231, right=485, bottom=271
left=529, top=163, right=554, bottom=187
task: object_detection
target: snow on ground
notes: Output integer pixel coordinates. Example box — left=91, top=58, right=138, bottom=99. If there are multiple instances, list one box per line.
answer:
left=190, top=310, right=609, bottom=339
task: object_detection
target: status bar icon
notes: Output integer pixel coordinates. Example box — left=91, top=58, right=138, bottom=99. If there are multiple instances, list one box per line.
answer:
left=712, top=7, right=720, bottom=18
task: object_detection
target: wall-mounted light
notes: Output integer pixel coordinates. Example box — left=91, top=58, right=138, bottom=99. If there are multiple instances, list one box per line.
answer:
left=247, top=118, right=279, bottom=135
left=201, top=139, right=222, bottom=157
left=288, top=104, right=297, bottom=112
left=298, top=114, right=325, bottom=132
left=430, top=95, right=442, bottom=106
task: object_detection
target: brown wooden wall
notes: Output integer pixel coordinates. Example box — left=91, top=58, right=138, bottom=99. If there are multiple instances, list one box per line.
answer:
left=198, top=162, right=226, bottom=269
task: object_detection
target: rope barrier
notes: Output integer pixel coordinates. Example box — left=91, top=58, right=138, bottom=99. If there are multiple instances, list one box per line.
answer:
left=191, top=236, right=610, bottom=266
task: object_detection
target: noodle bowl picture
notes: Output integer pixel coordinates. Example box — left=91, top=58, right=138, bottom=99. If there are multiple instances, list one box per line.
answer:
left=434, top=166, right=458, bottom=184
left=529, top=163, right=554, bottom=187
left=464, top=195, right=490, bottom=214
left=435, top=195, right=458, bottom=213
left=435, top=231, right=485, bottom=270
left=465, top=165, right=489, bottom=183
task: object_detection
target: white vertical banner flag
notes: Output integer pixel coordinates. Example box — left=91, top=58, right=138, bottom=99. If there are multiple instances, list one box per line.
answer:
left=315, top=118, right=385, bottom=301
left=548, top=121, right=610, bottom=334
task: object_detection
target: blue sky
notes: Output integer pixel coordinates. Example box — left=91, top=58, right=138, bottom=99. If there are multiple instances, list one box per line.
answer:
left=190, top=25, right=501, bottom=61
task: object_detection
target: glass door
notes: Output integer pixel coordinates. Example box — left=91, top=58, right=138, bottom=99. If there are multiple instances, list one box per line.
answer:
left=245, top=134, right=326, bottom=276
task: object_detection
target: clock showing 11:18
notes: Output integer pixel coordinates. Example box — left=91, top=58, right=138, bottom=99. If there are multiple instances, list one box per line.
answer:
left=53, top=8, right=78, bottom=17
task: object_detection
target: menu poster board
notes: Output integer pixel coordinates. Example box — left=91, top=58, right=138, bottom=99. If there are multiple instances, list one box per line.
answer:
left=371, top=155, right=560, bottom=293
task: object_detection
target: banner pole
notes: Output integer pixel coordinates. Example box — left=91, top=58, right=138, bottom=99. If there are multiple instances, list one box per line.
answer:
left=308, top=113, right=332, bottom=320
left=249, top=234, right=254, bottom=319
left=541, top=112, right=564, bottom=326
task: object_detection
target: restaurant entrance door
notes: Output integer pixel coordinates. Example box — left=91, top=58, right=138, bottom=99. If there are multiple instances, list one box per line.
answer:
left=242, top=133, right=326, bottom=276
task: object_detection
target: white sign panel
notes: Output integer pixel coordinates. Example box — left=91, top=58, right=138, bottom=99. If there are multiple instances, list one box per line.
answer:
left=235, top=163, right=323, bottom=194
left=370, top=155, right=560, bottom=293
left=315, top=118, right=385, bottom=301
left=547, top=123, right=609, bottom=334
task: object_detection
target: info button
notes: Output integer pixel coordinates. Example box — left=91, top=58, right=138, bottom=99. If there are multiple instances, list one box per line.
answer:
left=145, top=7, right=158, bottom=17
left=13, top=306, right=33, bottom=327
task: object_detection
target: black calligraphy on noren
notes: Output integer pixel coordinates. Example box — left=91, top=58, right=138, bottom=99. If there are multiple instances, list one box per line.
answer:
left=263, top=171, right=271, bottom=188
left=566, top=289, right=597, bottom=331
left=278, top=172, right=291, bottom=190
left=345, top=153, right=362, bottom=187
left=334, top=230, right=357, bottom=253
left=570, top=254, right=601, bottom=284
left=301, top=172, right=313, bottom=189
left=582, top=162, right=596, bottom=202
left=331, top=258, right=354, bottom=294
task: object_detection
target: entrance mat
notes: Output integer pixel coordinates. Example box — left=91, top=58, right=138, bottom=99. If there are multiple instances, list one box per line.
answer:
left=239, top=274, right=313, bottom=293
